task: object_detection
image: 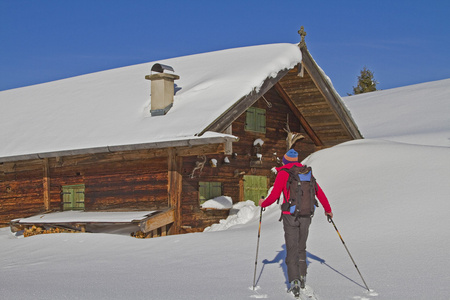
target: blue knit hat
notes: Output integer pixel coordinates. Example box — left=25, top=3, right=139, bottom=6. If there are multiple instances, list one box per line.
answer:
left=282, top=149, right=298, bottom=165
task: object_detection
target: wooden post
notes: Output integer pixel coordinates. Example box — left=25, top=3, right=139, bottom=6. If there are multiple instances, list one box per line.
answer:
left=43, top=158, right=51, bottom=211
left=167, top=148, right=182, bottom=234
left=239, top=178, right=244, bottom=202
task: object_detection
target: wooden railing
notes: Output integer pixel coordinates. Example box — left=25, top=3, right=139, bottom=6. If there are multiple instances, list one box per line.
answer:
left=139, top=207, right=175, bottom=237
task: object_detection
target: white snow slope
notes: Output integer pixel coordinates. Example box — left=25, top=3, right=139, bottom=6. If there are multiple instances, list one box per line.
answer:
left=1, top=79, right=450, bottom=299
left=343, top=78, right=450, bottom=147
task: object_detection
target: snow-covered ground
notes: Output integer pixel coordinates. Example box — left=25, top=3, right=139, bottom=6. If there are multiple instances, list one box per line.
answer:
left=1, top=79, right=450, bottom=299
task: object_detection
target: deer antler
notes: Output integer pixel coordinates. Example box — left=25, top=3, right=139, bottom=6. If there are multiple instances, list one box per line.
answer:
left=284, top=114, right=304, bottom=150
left=190, top=155, right=206, bottom=178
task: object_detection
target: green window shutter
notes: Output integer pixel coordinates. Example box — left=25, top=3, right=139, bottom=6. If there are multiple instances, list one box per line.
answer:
left=62, top=184, right=85, bottom=211
left=62, top=187, right=74, bottom=211
left=245, top=108, right=256, bottom=131
left=245, top=107, right=266, bottom=133
left=256, top=109, right=266, bottom=133
left=210, top=182, right=222, bottom=198
left=199, top=181, right=222, bottom=205
left=199, top=182, right=208, bottom=203
left=243, top=175, right=268, bottom=205
left=73, top=186, right=85, bottom=210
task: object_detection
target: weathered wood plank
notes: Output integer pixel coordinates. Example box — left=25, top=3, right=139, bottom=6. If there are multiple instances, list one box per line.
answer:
left=177, top=143, right=225, bottom=157
left=139, top=208, right=175, bottom=233
left=50, top=148, right=169, bottom=167
left=43, top=158, right=50, bottom=211
left=167, top=148, right=182, bottom=234
left=0, top=159, right=47, bottom=173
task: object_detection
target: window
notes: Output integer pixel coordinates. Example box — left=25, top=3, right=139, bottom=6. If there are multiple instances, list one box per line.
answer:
left=62, top=184, right=85, bottom=211
left=199, top=182, right=222, bottom=205
left=243, top=175, right=268, bottom=205
left=245, top=107, right=266, bottom=133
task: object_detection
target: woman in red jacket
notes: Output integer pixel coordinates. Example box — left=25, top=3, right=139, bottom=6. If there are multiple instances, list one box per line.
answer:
left=259, top=149, right=333, bottom=295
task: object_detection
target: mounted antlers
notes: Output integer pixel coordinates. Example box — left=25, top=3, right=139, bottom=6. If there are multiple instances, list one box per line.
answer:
left=284, top=114, right=304, bottom=150
left=190, top=155, right=206, bottom=179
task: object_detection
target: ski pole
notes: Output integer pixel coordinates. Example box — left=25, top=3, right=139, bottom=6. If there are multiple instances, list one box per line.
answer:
left=252, top=203, right=264, bottom=290
left=327, top=216, right=370, bottom=291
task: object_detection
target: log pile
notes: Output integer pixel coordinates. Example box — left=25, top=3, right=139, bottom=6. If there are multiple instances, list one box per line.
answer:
left=131, top=225, right=169, bottom=239
left=130, top=230, right=149, bottom=239
left=24, top=225, right=78, bottom=237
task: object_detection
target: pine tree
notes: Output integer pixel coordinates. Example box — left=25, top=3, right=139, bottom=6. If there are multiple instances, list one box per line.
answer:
left=351, top=66, right=378, bottom=95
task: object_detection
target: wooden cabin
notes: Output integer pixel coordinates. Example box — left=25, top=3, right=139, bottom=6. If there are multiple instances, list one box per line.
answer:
left=0, top=29, right=362, bottom=236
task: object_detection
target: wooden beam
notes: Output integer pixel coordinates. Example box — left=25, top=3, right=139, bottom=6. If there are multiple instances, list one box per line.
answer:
left=51, top=148, right=169, bottom=167
left=167, top=148, right=182, bottom=234
left=139, top=208, right=175, bottom=233
left=43, top=158, right=50, bottom=211
left=176, top=143, right=225, bottom=157
left=274, top=82, right=323, bottom=147
left=239, top=178, right=244, bottom=202
left=161, top=225, right=167, bottom=237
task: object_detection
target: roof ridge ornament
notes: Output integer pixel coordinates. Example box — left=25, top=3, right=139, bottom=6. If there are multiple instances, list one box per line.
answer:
left=298, top=26, right=307, bottom=49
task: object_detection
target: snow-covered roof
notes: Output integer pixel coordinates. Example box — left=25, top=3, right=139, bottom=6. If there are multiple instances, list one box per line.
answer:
left=0, top=43, right=302, bottom=162
left=13, top=211, right=156, bottom=224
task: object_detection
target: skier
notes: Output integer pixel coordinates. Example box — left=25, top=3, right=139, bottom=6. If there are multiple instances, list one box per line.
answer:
left=259, top=149, right=333, bottom=298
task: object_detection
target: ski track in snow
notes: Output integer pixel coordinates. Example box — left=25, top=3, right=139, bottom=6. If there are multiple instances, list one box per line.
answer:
left=352, top=289, right=379, bottom=300
left=249, top=286, right=268, bottom=298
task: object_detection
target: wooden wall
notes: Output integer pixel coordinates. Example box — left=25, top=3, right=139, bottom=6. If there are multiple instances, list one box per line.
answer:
left=0, top=149, right=170, bottom=227
left=48, top=154, right=169, bottom=212
left=279, top=67, right=360, bottom=146
left=0, top=85, right=319, bottom=231
left=178, top=85, right=317, bottom=232
left=0, top=160, right=44, bottom=227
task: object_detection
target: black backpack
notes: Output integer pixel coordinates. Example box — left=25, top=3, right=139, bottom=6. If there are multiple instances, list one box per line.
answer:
left=278, top=165, right=319, bottom=220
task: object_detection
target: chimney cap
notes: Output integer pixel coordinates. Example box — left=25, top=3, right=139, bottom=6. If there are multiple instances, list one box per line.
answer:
left=151, top=63, right=175, bottom=74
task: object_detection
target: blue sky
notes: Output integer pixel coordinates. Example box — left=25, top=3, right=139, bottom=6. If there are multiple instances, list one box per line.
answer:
left=1, top=0, right=449, bottom=96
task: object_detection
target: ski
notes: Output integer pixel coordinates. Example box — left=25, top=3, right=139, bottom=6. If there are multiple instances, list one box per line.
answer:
left=287, top=289, right=301, bottom=299
left=287, top=290, right=307, bottom=300
left=287, top=283, right=301, bottom=299
left=287, top=280, right=317, bottom=300
left=288, top=286, right=317, bottom=299
left=287, top=279, right=301, bottom=299
left=300, top=285, right=317, bottom=300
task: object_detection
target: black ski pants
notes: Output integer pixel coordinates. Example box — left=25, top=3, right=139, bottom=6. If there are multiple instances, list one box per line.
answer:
left=282, top=214, right=312, bottom=282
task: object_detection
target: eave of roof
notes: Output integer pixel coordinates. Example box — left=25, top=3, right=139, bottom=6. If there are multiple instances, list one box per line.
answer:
left=0, top=132, right=237, bottom=163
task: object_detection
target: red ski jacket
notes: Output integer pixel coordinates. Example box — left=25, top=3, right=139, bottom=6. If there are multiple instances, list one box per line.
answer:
left=260, top=163, right=332, bottom=214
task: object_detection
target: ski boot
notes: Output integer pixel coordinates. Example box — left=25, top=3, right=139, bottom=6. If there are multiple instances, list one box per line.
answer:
left=300, top=275, right=306, bottom=289
left=288, top=279, right=300, bottom=298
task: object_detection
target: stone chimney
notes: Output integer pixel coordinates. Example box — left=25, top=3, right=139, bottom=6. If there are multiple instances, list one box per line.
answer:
left=145, top=63, right=180, bottom=116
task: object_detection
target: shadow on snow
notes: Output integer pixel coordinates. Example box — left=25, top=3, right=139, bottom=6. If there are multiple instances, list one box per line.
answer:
left=255, top=245, right=366, bottom=290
